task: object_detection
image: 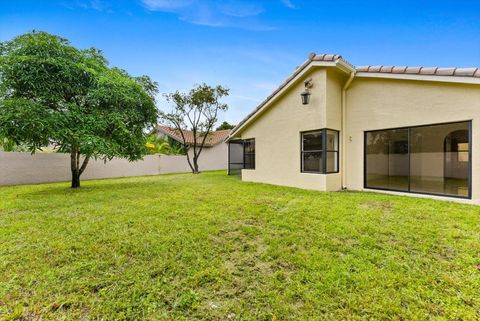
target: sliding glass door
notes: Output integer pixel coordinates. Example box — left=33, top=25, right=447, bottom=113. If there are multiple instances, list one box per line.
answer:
left=365, top=121, right=471, bottom=198
left=365, top=129, right=409, bottom=191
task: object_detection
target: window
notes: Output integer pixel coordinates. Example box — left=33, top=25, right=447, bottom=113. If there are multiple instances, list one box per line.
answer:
left=326, top=130, right=339, bottom=173
left=301, top=129, right=339, bottom=174
left=228, top=140, right=245, bottom=175
left=243, top=138, right=255, bottom=169
left=365, top=121, right=471, bottom=198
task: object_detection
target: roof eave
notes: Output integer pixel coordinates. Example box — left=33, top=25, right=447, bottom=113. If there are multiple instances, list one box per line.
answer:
left=355, top=72, right=480, bottom=84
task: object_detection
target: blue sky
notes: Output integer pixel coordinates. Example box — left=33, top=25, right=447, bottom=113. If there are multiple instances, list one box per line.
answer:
left=1, top=0, right=480, bottom=124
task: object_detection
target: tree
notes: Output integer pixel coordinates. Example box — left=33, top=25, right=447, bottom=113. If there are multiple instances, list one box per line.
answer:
left=0, top=136, right=28, bottom=152
left=160, top=84, right=229, bottom=174
left=0, top=31, right=158, bottom=188
left=216, top=121, right=235, bottom=130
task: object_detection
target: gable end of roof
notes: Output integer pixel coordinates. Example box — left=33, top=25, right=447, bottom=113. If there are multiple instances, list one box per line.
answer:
left=226, top=53, right=480, bottom=142
left=226, top=53, right=353, bottom=141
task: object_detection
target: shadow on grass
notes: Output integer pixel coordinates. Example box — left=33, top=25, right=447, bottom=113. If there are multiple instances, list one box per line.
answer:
left=21, top=175, right=181, bottom=198
left=20, top=171, right=236, bottom=198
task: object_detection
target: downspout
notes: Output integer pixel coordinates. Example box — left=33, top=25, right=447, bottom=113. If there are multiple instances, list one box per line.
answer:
left=341, top=71, right=355, bottom=189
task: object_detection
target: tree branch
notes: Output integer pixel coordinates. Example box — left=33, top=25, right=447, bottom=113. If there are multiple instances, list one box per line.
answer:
left=79, top=155, right=90, bottom=175
left=168, top=116, right=195, bottom=173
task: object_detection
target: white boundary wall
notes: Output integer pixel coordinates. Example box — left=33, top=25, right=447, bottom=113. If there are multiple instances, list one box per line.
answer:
left=0, top=152, right=226, bottom=186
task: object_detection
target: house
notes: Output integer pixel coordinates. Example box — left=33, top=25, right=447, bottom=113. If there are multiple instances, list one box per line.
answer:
left=226, top=53, right=480, bottom=203
left=155, top=125, right=230, bottom=171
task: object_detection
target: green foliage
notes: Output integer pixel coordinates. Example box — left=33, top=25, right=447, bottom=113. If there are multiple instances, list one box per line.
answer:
left=0, top=31, right=158, bottom=186
left=1, top=172, right=479, bottom=319
left=0, top=136, right=29, bottom=152
left=216, top=121, right=235, bottom=130
left=160, top=83, right=229, bottom=173
left=145, top=134, right=186, bottom=155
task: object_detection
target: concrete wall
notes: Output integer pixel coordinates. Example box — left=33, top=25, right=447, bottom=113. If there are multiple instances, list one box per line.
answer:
left=345, top=78, right=480, bottom=201
left=187, top=143, right=228, bottom=171
left=0, top=149, right=227, bottom=186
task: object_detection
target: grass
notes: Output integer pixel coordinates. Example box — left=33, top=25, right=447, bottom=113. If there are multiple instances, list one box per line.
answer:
left=1, top=171, right=479, bottom=320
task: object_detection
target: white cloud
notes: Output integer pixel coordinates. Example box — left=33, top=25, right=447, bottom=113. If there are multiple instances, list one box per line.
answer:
left=140, top=0, right=273, bottom=30
left=141, top=0, right=193, bottom=11
left=88, top=0, right=109, bottom=11
left=219, top=2, right=264, bottom=17
left=281, top=0, right=295, bottom=9
left=62, top=0, right=113, bottom=13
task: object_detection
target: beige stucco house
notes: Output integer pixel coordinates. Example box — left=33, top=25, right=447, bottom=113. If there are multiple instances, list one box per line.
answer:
left=226, top=53, right=480, bottom=203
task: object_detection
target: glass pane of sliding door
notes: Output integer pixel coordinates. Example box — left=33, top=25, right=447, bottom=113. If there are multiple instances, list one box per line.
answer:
left=365, top=121, right=471, bottom=198
left=410, top=122, right=470, bottom=197
left=365, top=129, right=409, bottom=191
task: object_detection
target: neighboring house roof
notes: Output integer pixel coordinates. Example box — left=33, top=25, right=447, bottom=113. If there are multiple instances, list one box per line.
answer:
left=226, top=53, right=480, bottom=141
left=156, top=125, right=230, bottom=147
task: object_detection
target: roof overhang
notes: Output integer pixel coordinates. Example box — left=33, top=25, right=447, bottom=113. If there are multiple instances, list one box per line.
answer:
left=355, top=72, right=480, bottom=85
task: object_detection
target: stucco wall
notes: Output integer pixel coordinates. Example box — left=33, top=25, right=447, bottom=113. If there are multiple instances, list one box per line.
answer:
left=240, top=68, right=330, bottom=190
left=325, top=70, right=346, bottom=191
left=0, top=149, right=227, bottom=186
left=239, top=68, right=348, bottom=191
left=345, top=78, right=480, bottom=201
left=188, top=143, right=228, bottom=171
left=326, top=70, right=345, bottom=131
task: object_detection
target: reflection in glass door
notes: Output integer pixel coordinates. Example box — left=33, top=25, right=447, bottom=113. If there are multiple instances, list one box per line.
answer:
left=365, top=129, right=409, bottom=191
left=365, top=121, right=471, bottom=198
left=410, top=122, right=470, bottom=197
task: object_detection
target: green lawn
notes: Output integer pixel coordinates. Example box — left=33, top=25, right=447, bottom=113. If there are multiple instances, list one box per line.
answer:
left=1, top=171, right=479, bottom=320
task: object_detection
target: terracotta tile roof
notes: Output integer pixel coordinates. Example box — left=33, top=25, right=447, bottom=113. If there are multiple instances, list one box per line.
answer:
left=310, top=53, right=355, bottom=69
left=156, top=125, right=230, bottom=147
left=357, top=65, right=480, bottom=78
left=226, top=52, right=480, bottom=141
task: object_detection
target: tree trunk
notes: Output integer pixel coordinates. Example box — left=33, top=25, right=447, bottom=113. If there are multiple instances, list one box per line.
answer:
left=185, top=148, right=196, bottom=174
left=70, top=149, right=90, bottom=188
left=71, top=171, right=81, bottom=188
left=70, top=150, right=80, bottom=188
left=192, top=155, right=200, bottom=174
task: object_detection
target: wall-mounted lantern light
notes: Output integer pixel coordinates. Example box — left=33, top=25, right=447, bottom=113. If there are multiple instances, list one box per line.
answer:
left=301, top=78, right=313, bottom=105
left=300, top=90, right=310, bottom=105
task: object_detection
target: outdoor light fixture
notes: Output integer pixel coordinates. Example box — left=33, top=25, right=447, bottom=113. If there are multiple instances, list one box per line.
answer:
left=300, top=90, right=310, bottom=105
left=301, top=78, right=313, bottom=105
